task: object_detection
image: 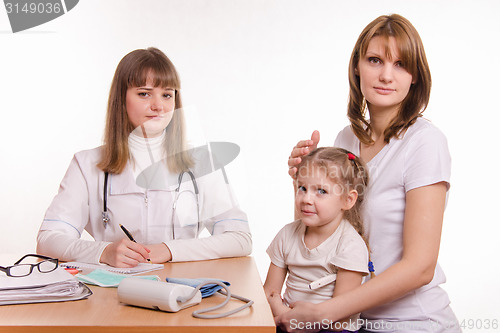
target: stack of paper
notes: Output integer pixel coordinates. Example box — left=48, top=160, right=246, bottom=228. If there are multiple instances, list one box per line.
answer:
left=0, top=267, right=92, bottom=305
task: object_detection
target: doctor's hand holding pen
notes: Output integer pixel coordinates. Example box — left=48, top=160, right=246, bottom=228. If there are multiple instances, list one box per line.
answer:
left=100, top=239, right=151, bottom=268
left=100, top=225, right=173, bottom=267
left=100, top=240, right=173, bottom=268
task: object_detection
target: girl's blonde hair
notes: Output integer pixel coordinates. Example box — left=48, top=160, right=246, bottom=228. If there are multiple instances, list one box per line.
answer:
left=297, top=147, right=374, bottom=276
left=348, top=14, right=431, bottom=145
left=98, top=47, right=193, bottom=174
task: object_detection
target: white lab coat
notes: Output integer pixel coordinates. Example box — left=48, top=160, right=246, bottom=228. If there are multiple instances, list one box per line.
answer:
left=37, top=147, right=251, bottom=263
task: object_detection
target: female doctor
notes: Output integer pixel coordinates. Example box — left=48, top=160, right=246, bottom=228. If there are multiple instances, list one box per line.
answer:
left=37, top=47, right=251, bottom=268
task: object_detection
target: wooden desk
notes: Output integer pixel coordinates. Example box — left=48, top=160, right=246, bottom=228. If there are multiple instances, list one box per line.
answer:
left=0, top=257, right=275, bottom=333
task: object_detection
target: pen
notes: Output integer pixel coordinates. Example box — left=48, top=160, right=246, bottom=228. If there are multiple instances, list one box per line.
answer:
left=119, top=224, right=136, bottom=242
left=119, top=224, right=151, bottom=263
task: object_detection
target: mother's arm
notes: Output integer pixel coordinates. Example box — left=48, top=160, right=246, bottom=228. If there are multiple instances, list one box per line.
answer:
left=276, top=182, right=447, bottom=332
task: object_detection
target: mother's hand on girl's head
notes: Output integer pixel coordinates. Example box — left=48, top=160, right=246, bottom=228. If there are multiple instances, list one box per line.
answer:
left=288, top=130, right=321, bottom=178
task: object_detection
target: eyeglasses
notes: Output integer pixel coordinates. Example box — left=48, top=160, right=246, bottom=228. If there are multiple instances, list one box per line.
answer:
left=0, top=254, right=59, bottom=277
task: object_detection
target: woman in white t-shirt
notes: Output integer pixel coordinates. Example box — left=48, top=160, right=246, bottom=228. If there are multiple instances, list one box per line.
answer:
left=265, top=147, right=372, bottom=332
left=281, top=14, right=460, bottom=332
left=37, top=47, right=251, bottom=267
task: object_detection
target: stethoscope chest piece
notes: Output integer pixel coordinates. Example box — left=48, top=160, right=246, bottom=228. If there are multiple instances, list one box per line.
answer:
left=102, top=212, right=110, bottom=228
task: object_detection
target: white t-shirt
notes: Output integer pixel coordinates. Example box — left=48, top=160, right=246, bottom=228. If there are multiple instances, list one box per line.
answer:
left=267, top=219, right=369, bottom=305
left=267, top=219, right=369, bottom=331
left=334, top=118, right=453, bottom=322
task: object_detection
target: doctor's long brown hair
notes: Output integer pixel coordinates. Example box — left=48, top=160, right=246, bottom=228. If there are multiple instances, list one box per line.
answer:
left=98, top=47, right=192, bottom=174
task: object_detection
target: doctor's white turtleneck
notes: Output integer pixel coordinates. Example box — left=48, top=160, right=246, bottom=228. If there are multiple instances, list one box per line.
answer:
left=128, top=130, right=166, bottom=180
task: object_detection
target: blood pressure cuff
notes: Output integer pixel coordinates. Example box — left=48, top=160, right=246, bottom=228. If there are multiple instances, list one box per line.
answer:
left=165, top=277, right=230, bottom=298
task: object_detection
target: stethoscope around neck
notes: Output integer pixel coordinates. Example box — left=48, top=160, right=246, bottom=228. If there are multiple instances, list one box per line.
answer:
left=101, top=170, right=201, bottom=240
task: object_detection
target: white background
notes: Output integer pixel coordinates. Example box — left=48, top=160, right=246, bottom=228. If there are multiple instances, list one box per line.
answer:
left=1, top=0, right=499, bottom=325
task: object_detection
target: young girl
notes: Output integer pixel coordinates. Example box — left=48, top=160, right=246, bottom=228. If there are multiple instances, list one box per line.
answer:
left=265, top=147, right=371, bottom=333
left=37, top=47, right=251, bottom=267
left=283, top=14, right=460, bottom=332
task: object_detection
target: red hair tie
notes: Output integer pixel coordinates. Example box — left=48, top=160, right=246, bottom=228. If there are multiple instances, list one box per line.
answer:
left=347, top=153, right=356, bottom=160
